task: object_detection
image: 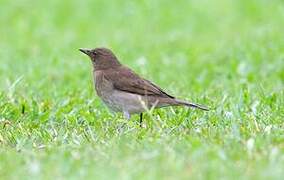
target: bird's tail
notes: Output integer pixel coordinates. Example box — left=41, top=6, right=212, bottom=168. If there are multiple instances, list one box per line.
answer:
left=174, top=99, right=209, bottom=111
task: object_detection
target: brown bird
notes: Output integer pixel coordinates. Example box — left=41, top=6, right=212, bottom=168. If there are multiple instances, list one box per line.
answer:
left=79, top=47, right=208, bottom=125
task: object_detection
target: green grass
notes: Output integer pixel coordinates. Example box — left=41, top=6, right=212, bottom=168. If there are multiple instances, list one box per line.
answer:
left=0, top=0, right=284, bottom=179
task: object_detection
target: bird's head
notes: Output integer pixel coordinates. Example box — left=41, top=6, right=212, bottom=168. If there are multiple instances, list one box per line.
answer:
left=79, top=47, right=121, bottom=70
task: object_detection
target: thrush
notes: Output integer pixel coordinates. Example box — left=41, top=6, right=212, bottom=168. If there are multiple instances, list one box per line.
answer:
left=79, top=47, right=209, bottom=125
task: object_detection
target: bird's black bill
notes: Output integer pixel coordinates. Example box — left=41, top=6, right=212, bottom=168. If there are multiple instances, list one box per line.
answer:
left=79, top=48, right=92, bottom=56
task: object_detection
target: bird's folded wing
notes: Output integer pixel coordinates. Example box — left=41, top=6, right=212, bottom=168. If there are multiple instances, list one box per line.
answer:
left=104, top=67, right=174, bottom=98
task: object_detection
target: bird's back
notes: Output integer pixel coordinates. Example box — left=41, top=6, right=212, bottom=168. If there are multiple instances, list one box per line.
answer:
left=101, top=66, right=175, bottom=99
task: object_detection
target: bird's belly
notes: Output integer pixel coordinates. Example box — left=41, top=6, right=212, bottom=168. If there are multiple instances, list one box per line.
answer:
left=100, top=90, right=148, bottom=114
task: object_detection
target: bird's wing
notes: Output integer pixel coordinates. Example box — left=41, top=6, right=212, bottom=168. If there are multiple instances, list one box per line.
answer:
left=104, top=66, right=175, bottom=98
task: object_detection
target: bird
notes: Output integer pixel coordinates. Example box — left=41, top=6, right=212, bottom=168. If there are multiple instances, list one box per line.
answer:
left=79, top=47, right=209, bottom=126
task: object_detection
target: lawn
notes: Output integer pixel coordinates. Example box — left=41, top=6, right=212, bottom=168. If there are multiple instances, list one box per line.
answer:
left=0, top=0, right=283, bottom=179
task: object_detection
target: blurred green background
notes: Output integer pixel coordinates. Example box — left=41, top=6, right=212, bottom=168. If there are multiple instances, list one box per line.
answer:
left=0, top=0, right=283, bottom=179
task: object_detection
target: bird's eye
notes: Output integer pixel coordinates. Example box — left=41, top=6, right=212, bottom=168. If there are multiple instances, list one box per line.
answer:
left=93, top=51, right=97, bottom=55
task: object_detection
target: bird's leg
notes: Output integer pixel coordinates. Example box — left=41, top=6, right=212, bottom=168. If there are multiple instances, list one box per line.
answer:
left=139, top=113, right=143, bottom=127
left=123, top=111, right=131, bottom=120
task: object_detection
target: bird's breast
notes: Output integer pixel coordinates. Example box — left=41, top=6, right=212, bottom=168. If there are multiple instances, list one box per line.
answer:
left=94, top=71, right=113, bottom=97
left=94, top=71, right=121, bottom=111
